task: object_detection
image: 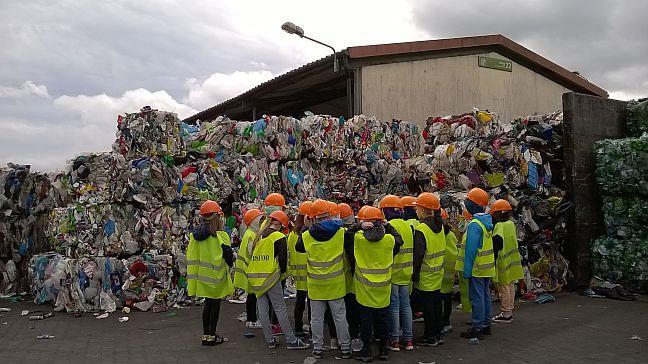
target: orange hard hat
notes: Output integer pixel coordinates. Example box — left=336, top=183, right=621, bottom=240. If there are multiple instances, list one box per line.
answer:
left=200, top=200, right=223, bottom=216
left=379, top=195, right=402, bottom=209
left=328, top=201, right=339, bottom=216
left=360, top=206, right=385, bottom=221
left=265, top=193, right=286, bottom=207
left=310, top=199, right=332, bottom=218
left=298, top=201, right=312, bottom=217
left=243, top=208, right=263, bottom=226
left=441, top=208, right=449, bottom=220
left=337, top=203, right=354, bottom=219
left=269, top=210, right=290, bottom=228
left=490, top=199, right=513, bottom=213
left=467, top=188, right=489, bottom=206
left=400, top=196, right=416, bottom=207
left=462, top=209, right=473, bottom=220
left=357, top=205, right=370, bottom=220
left=414, top=192, right=441, bottom=210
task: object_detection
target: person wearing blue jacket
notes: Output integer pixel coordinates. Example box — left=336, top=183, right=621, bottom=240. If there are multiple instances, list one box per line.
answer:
left=459, top=188, right=496, bottom=340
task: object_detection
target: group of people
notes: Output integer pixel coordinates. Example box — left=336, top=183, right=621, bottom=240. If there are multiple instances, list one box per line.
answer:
left=185, top=188, right=524, bottom=362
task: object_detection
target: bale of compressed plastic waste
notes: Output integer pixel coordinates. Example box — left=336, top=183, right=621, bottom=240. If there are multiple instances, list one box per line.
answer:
left=627, top=98, right=648, bottom=137
left=594, top=134, right=648, bottom=198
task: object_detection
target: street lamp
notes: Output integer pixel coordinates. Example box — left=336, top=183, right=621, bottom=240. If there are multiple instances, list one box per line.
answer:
left=281, top=22, right=339, bottom=73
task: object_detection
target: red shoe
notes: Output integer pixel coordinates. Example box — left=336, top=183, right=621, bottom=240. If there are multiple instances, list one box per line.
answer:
left=387, top=340, right=400, bottom=352
left=271, top=324, right=284, bottom=336
left=401, top=340, right=414, bottom=351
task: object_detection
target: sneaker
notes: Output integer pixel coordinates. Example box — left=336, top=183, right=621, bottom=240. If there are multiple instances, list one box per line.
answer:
left=492, top=313, right=513, bottom=323
left=482, top=326, right=492, bottom=336
left=286, top=338, right=310, bottom=350
left=341, top=351, right=352, bottom=359
left=437, top=336, right=444, bottom=345
left=267, top=339, right=278, bottom=349
left=412, top=312, right=424, bottom=323
left=330, top=338, right=340, bottom=350
left=359, top=346, right=373, bottom=362
left=247, top=320, right=262, bottom=329
left=378, top=345, right=390, bottom=361
left=442, top=324, right=453, bottom=333
left=460, top=328, right=482, bottom=340
left=201, top=334, right=210, bottom=346
left=387, top=340, right=400, bottom=352
left=401, top=340, right=414, bottom=351
left=271, top=324, right=283, bottom=336
left=312, top=349, right=323, bottom=359
left=205, top=335, right=216, bottom=346
left=415, top=336, right=439, bottom=347
left=295, top=330, right=309, bottom=338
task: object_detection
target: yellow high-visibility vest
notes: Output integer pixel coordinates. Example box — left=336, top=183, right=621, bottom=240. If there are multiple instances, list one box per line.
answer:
left=233, top=229, right=256, bottom=291
left=187, top=232, right=233, bottom=299
left=353, top=231, right=395, bottom=308
left=389, top=219, right=414, bottom=285
left=493, top=221, right=523, bottom=284
left=472, top=220, right=496, bottom=278
left=303, top=228, right=346, bottom=300
left=415, top=223, right=445, bottom=292
left=288, top=231, right=308, bottom=291
left=247, top=231, right=284, bottom=297
left=441, top=230, right=458, bottom=294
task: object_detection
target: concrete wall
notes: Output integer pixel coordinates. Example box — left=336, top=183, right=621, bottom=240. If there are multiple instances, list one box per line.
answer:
left=563, top=92, right=626, bottom=283
left=360, top=51, right=570, bottom=123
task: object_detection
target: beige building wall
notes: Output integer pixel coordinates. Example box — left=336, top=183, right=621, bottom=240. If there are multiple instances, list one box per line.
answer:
left=360, top=51, right=570, bottom=124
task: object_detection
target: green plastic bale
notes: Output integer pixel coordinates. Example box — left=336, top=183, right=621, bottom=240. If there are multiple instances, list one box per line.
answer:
left=627, top=98, right=648, bottom=137
left=594, top=135, right=648, bottom=197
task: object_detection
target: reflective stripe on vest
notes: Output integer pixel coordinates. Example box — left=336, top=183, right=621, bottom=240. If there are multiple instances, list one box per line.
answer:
left=247, top=231, right=283, bottom=296
left=233, top=229, right=256, bottom=291
left=471, top=219, right=496, bottom=278
left=303, top=228, right=347, bottom=300
left=186, top=233, right=233, bottom=299
left=389, top=219, right=414, bottom=285
left=415, top=223, right=446, bottom=291
left=353, top=230, right=395, bottom=308
left=494, top=221, right=524, bottom=284
left=288, top=231, right=308, bottom=291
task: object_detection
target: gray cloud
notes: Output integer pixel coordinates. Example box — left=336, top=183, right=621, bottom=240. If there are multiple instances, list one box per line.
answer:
left=411, top=0, right=648, bottom=98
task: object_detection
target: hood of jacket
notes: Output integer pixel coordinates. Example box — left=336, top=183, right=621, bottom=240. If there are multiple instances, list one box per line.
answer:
left=472, top=212, right=494, bottom=231
left=309, top=219, right=343, bottom=241
left=362, top=221, right=386, bottom=242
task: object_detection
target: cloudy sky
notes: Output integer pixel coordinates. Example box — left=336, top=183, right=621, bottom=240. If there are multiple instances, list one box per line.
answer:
left=1, top=0, right=646, bottom=171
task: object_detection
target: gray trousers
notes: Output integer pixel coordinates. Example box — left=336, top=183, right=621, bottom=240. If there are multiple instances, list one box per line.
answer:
left=257, top=280, right=296, bottom=344
left=310, top=298, right=351, bottom=351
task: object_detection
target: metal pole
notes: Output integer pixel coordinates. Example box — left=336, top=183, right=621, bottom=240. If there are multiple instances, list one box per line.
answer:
left=302, top=35, right=338, bottom=73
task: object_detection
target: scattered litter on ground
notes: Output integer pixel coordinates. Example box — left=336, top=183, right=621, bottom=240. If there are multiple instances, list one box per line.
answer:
left=96, top=312, right=109, bottom=320
left=118, top=316, right=129, bottom=323
left=629, top=335, right=644, bottom=341
left=36, top=334, right=55, bottom=339
left=534, top=294, right=556, bottom=304
left=21, top=310, right=29, bottom=316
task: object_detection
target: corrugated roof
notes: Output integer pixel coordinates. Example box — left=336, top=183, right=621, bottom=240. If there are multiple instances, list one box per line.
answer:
left=183, top=54, right=335, bottom=124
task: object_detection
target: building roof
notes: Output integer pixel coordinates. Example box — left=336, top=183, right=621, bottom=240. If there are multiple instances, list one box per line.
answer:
left=184, top=34, right=607, bottom=123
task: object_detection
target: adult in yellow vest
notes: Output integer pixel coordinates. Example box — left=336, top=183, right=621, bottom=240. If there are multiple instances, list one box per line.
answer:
left=187, top=200, right=235, bottom=346
left=490, top=199, right=524, bottom=323
left=379, top=195, right=415, bottom=352
left=289, top=201, right=312, bottom=337
left=233, top=208, right=263, bottom=331
left=411, top=193, right=445, bottom=347
left=459, top=188, right=496, bottom=341
left=440, top=208, right=458, bottom=334
left=294, top=199, right=353, bottom=360
left=349, top=206, right=403, bottom=362
left=247, top=210, right=310, bottom=350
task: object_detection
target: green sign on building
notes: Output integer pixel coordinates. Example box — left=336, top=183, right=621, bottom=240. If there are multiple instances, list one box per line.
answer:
left=478, top=56, right=513, bottom=72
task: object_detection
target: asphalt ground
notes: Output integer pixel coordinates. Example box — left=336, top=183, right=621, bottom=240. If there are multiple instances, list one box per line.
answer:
left=0, top=292, right=646, bottom=363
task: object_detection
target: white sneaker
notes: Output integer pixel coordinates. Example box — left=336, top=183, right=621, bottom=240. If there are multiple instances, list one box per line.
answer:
left=330, top=338, right=340, bottom=350
left=247, top=320, right=262, bottom=329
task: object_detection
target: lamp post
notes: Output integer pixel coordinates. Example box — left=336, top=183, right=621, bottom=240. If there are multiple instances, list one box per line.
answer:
left=281, top=22, right=339, bottom=73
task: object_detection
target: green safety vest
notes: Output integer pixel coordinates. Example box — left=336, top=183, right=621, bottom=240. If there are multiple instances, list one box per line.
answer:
left=441, top=230, right=458, bottom=294
left=455, top=233, right=467, bottom=272
left=493, top=221, right=524, bottom=284
left=389, top=219, right=414, bottom=285
left=472, top=220, right=496, bottom=278
left=353, top=231, right=395, bottom=308
left=288, top=231, right=308, bottom=291
left=233, top=229, right=256, bottom=291
left=303, top=228, right=347, bottom=300
left=187, top=232, right=233, bottom=299
left=247, top=231, right=284, bottom=297
left=415, top=223, right=445, bottom=291
left=407, top=218, right=420, bottom=228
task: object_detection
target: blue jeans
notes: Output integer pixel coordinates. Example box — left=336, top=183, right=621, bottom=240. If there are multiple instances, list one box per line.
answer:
left=388, top=284, right=413, bottom=341
left=468, top=277, right=492, bottom=331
